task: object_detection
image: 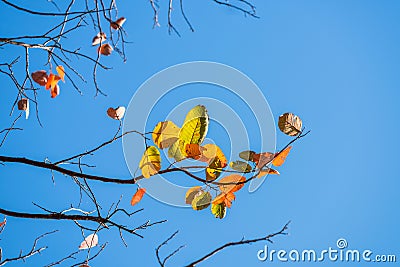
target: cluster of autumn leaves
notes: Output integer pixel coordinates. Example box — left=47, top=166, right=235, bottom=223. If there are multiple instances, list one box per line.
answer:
left=93, top=17, right=126, bottom=56
left=130, top=105, right=304, bottom=219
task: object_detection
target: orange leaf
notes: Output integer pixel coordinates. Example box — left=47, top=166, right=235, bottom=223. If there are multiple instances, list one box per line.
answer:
left=213, top=192, right=235, bottom=208
left=257, top=168, right=280, bottom=178
left=218, top=174, right=246, bottom=194
left=272, top=146, right=292, bottom=167
left=45, top=73, right=61, bottom=90
left=0, top=217, right=6, bottom=228
left=50, top=84, right=60, bottom=98
left=56, top=65, right=65, bottom=82
left=185, top=144, right=202, bottom=159
left=130, top=188, right=146, bottom=206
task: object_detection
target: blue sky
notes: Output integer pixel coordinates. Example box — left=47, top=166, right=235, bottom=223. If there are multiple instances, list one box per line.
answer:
left=1, top=0, right=399, bottom=266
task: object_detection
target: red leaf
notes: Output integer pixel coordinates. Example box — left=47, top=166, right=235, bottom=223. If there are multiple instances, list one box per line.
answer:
left=130, top=188, right=146, bottom=206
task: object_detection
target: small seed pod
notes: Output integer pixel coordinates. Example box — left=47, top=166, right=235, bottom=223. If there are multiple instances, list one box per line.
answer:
left=17, top=98, right=28, bottom=111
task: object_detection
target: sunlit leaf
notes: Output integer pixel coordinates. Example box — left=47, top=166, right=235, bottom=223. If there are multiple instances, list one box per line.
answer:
left=92, top=32, right=106, bottom=46
left=257, top=168, right=280, bottom=178
left=278, top=113, right=303, bottom=136
left=198, top=144, right=227, bottom=166
left=56, top=65, right=65, bottom=82
left=107, top=106, right=125, bottom=120
left=253, top=152, right=274, bottom=169
left=178, top=105, right=208, bottom=153
left=185, top=144, right=202, bottom=159
left=51, top=84, right=60, bottom=98
left=98, top=43, right=113, bottom=56
left=211, top=203, right=226, bottom=219
left=139, top=146, right=161, bottom=178
left=152, top=121, right=180, bottom=149
left=239, top=150, right=256, bottom=161
left=230, top=160, right=252, bottom=173
left=79, top=234, right=98, bottom=250
left=218, top=174, right=246, bottom=194
left=130, top=188, right=146, bottom=206
left=45, top=73, right=61, bottom=91
left=212, top=191, right=235, bottom=208
left=191, top=191, right=212, bottom=211
left=31, top=70, right=48, bottom=86
left=185, top=186, right=202, bottom=204
left=272, top=146, right=292, bottom=167
left=168, top=140, right=186, bottom=162
left=110, top=17, right=126, bottom=30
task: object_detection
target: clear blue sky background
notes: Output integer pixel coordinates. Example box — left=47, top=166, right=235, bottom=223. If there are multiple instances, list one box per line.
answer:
left=1, top=0, right=399, bottom=266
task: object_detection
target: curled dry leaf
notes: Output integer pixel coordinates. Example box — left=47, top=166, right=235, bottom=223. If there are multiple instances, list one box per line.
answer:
left=92, top=32, right=106, bottom=46
left=110, top=17, right=126, bottom=29
left=31, top=70, right=48, bottom=86
left=79, top=233, right=99, bottom=250
left=17, top=98, right=30, bottom=119
left=278, top=113, right=303, bottom=136
left=98, top=43, right=113, bottom=56
left=130, top=188, right=146, bottom=206
left=107, top=106, right=125, bottom=120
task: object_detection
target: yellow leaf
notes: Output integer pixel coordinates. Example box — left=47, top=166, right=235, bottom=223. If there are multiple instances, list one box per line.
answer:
left=272, top=146, right=292, bottom=167
left=152, top=121, right=180, bottom=149
left=56, top=65, right=65, bottom=82
left=139, top=146, right=161, bottom=178
left=178, top=105, right=209, bottom=155
left=168, top=140, right=186, bottom=162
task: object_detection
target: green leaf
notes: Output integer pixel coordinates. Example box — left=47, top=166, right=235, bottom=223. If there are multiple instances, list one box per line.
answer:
left=191, top=191, right=212, bottom=211
left=152, top=121, right=180, bottom=149
left=211, top=203, right=226, bottom=219
left=139, top=146, right=161, bottom=178
left=230, top=160, right=252, bottom=173
left=179, top=105, right=209, bottom=155
left=239, top=150, right=256, bottom=161
left=168, top=140, right=186, bottom=162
